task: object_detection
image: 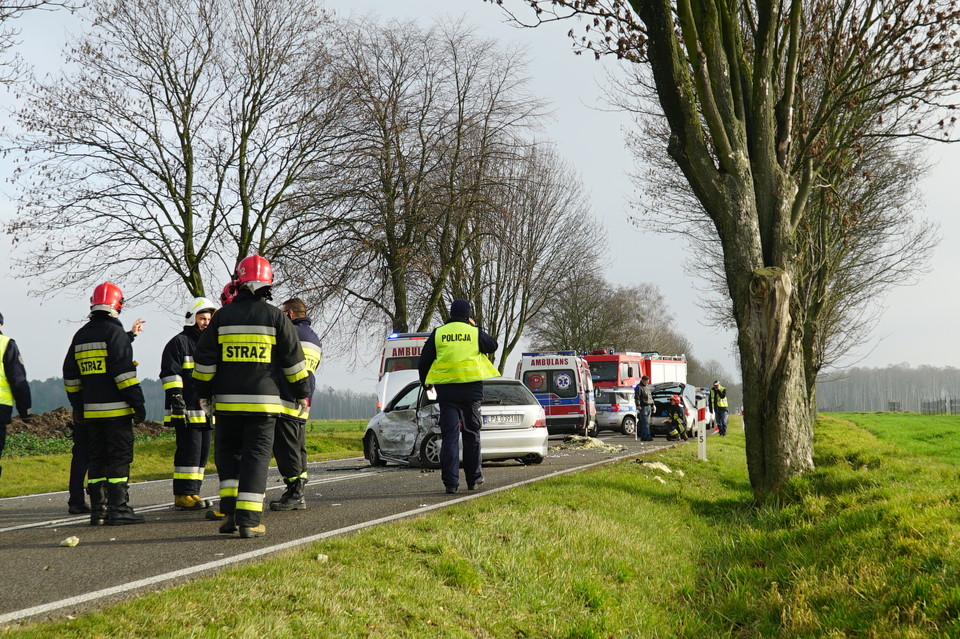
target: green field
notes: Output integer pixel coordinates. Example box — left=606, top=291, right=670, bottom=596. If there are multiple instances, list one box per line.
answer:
left=4, top=413, right=960, bottom=637
left=0, top=420, right=367, bottom=499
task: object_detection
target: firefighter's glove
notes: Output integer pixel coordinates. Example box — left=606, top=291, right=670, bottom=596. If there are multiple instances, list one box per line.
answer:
left=295, top=398, right=309, bottom=419
left=133, top=405, right=147, bottom=424
left=199, top=398, right=213, bottom=418
left=170, top=393, right=186, bottom=415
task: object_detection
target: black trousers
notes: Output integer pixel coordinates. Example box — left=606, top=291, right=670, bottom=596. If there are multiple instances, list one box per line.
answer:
left=273, top=417, right=307, bottom=482
left=214, top=414, right=276, bottom=528
left=438, top=401, right=482, bottom=490
left=172, top=421, right=212, bottom=496
left=88, top=417, right=134, bottom=483
left=69, top=421, right=90, bottom=506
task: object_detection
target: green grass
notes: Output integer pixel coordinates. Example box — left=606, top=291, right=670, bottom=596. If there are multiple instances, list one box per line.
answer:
left=5, top=414, right=960, bottom=637
left=0, top=420, right=366, bottom=498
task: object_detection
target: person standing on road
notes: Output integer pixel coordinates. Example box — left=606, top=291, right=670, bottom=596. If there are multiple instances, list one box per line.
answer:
left=160, top=297, right=219, bottom=512
left=710, top=380, right=729, bottom=436
left=269, top=297, right=323, bottom=512
left=193, top=256, right=311, bottom=538
left=0, top=311, right=32, bottom=480
left=67, top=313, right=146, bottom=514
left=634, top=375, right=654, bottom=442
left=418, top=299, right=499, bottom=495
left=63, top=282, right=147, bottom=526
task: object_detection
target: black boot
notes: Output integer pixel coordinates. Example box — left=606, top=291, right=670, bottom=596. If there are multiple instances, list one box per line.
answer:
left=105, top=482, right=145, bottom=525
left=269, top=478, right=306, bottom=511
left=88, top=482, right=108, bottom=526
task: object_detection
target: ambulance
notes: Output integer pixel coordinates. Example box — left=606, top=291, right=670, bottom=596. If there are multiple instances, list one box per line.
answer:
left=516, top=351, right=597, bottom=436
left=376, top=332, right=431, bottom=412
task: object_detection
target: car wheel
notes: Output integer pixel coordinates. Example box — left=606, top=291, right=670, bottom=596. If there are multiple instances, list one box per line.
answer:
left=419, top=433, right=442, bottom=469
left=621, top=415, right=637, bottom=436
left=364, top=432, right=387, bottom=467
left=520, top=454, right=544, bottom=465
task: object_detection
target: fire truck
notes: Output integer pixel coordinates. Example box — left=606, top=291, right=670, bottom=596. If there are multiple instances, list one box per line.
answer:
left=584, top=350, right=687, bottom=387
left=516, top=351, right=597, bottom=436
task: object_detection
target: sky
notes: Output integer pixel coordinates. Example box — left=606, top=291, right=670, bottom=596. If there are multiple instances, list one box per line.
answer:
left=1, top=0, right=958, bottom=393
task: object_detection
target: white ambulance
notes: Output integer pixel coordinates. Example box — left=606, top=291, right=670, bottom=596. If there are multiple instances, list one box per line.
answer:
left=516, top=351, right=597, bottom=436
left=376, top=332, right=431, bottom=412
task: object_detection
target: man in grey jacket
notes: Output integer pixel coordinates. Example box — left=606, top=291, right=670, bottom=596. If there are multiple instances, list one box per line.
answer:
left=634, top=375, right=654, bottom=442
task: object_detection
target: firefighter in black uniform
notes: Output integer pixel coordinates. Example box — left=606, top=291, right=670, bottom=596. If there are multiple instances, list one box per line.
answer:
left=664, top=394, right=689, bottom=441
left=270, top=297, right=322, bottom=511
left=0, top=311, right=32, bottom=480
left=63, top=282, right=147, bottom=525
left=160, top=296, right=219, bottom=511
left=193, top=255, right=311, bottom=538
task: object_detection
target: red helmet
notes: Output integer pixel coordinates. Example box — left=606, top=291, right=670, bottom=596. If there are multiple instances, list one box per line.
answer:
left=235, top=254, right=273, bottom=292
left=220, top=281, right=237, bottom=305
left=670, top=394, right=681, bottom=405
left=90, top=281, right=124, bottom=314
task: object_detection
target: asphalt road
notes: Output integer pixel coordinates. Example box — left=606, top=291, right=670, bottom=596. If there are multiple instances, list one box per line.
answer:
left=0, top=431, right=687, bottom=626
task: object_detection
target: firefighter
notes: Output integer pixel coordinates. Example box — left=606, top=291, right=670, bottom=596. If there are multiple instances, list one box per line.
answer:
left=0, top=311, right=32, bottom=480
left=161, top=297, right=219, bottom=511
left=193, top=255, right=311, bottom=538
left=664, top=394, right=688, bottom=441
left=269, top=297, right=322, bottom=511
left=220, top=280, right=237, bottom=306
left=417, top=299, right=499, bottom=494
left=63, top=282, right=147, bottom=525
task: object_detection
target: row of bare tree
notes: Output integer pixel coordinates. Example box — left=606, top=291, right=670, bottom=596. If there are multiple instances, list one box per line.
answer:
left=4, top=0, right=615, bottom=369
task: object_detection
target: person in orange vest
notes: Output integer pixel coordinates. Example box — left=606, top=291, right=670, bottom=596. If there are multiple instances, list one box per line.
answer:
left=417, top=300, right=499, bottom=494
left=0, top=311, right=32, bottom=480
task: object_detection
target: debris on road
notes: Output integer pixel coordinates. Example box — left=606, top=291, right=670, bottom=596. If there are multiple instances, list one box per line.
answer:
left=553, top=435, right=626, bottom=454
left=59, top=536, right=80, bottom=547
left=636, top=460, right=673, bottom=474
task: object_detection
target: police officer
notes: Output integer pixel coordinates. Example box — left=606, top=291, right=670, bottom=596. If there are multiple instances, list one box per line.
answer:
left=63, top=282, right=147, bottom=525
left=710, top=380, right=729, bottom=436
left=269, top=297, right=322, bottom=511
left=0, top=311, right=32, bottom=480
left=418, top=299, right=499, bottom=494
left=193, top=256, right=311, bottom=538
left=634, top=375, right=654, bottom=442
left=161, top=297, right=219, bottom=511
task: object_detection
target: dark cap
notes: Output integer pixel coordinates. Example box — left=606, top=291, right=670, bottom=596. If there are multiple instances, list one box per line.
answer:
left=450, top=299, right=470, bottom=319
left=640, top=375, right=650, bottom=381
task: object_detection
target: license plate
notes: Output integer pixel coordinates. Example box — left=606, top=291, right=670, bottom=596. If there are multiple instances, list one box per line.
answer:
left=484, top=414, right=522, bottom=425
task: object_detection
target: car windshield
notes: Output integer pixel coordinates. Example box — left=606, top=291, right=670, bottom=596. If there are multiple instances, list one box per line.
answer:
left=482, top=382, right=538, bottom=406
left=588, top=361, right=618, bottom=383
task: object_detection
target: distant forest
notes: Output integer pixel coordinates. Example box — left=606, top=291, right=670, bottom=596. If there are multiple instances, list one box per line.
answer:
left=27, top=378, right=378, bottom=421
left=817, top=365, right=960, bottom=413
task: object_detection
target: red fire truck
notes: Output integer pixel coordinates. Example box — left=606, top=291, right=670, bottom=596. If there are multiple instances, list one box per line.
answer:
left=584, top=350, right=687, bottom=388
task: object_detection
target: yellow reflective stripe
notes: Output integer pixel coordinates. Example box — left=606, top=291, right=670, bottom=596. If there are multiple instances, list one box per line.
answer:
left=107, top=477, right=129, bottom=484
left=88, top=477, right=107, bottom=484
left=76, top=349, right=108, bottom=358
left=285, top=368, right=309, bottom=384
left=181, top=361, right=195, bottom=370
left=214, top=402, right=301, bottom=417
left=163, top=380, right=184, bottom=390
left=218, top=333, right=276, bottom=345
left=193, top=370, right=214, bottom=382
left=86, top=407, right=135, bottom=419
left=236, top=492, right=264, bottom=512
left=65, top=385, right=83, bottom=394
left=0, top=336, right=11, bottom=406
left=116, top=377, right=140, bottom=390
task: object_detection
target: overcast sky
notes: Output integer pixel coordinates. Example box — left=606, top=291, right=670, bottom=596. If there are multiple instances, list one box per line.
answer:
left=1, top=0, right=957, bottom=392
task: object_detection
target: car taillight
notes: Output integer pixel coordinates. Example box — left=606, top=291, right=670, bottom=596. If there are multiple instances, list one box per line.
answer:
left=534, top=409, right=546, bottom=427
left=611, top=403, right=620, bottom=412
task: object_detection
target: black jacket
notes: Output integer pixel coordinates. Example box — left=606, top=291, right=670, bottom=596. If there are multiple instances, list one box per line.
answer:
left=417, top=318, right=498, bottom=403
left=160, top=327, right=207, bottom=425
left=278, top=316, right=322, bottom=423
left=62, top=312, right=145, bottom=421
left=193, top=290, right=310, bottom=417
left=634, top=383, right=654, bottom=408
left=0, top=331, right=31, bottom=424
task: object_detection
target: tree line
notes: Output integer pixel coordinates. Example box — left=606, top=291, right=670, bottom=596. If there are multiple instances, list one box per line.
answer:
left=816, top=365, right=960, bottom=414
left=26, top=378, right=377, bottom=422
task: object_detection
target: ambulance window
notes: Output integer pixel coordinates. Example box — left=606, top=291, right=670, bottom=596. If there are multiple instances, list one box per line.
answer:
left=384, top=356, right=418, bottom=373
left=552, top=370, right=577, bottom=398
left=523, top=371, right=549, bottom=393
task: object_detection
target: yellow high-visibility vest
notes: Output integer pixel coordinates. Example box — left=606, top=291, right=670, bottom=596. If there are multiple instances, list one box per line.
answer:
left=0, top=335, right=11, bottom=406
left=425, top=323, right=499, bottom=385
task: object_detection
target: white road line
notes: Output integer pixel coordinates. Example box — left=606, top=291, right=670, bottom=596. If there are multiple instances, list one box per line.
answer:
left=0, top=451, right=640, bottom=626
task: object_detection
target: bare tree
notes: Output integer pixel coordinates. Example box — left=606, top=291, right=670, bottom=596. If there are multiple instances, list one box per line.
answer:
left=488, top=0, right=960, bottom=497
left=0, top=2, right=75, bottom=84
left=303, top=17, right=544, bottom=340
left=7, top=0, right=344, bottom=301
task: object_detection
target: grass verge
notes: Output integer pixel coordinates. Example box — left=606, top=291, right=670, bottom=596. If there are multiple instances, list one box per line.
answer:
left=0, top=420, right=366, bottom=499
left=4, top=414, right=960, bottom=637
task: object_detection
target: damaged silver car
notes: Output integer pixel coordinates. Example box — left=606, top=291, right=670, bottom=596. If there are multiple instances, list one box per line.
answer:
left=363, top=373, right=548, bottom=468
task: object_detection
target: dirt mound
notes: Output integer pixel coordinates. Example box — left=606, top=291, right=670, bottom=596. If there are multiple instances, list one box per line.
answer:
left=8, top=407, right=166, bottom=439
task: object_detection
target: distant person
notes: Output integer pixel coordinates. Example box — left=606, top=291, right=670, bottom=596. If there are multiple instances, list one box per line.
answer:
left=160, top=297, right=219, bottom=511
left=0, top=311, right=32, bottom=480
left=67, top=312, right=146, bottom=514
left=634, top=375, right=654, bottom=442
left=418, top=299, right=499, bottom=494
left=710, top=380, right=729, bottom=436
left=193, top=256, right=311, bottom=538
left=270, top=297, right=323, bottom=511
left=63, top=282, right=147, bottom=525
